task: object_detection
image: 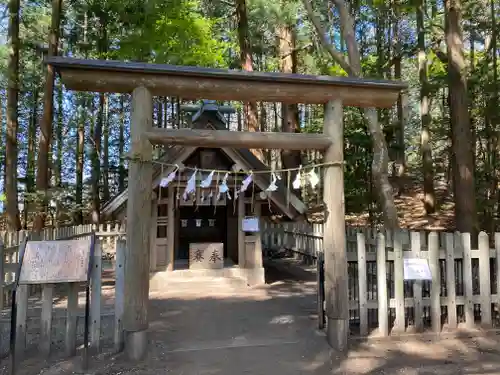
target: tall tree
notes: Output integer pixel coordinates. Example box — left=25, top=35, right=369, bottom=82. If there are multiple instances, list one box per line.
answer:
left=25, top=59, right=40, bottom=227
left=392, top=4, right=407, bottom=195
left=102, top=95, right=110, bottom=203
left=33, top=0, right=63, bottom=231
left=5, top=0, right=22, bottom=231
left=279, top=22, right=302, bottom=179
left=235, top=0, right=262, bottom=160
left=417, top=0, right=436, bottom=214
left=54, top=80, right=64, bottom=225
left=303, top=0, right=399, bottom=229
left=118, top=95, right=126, bottom=192
left=445, top=0, right=477, bottom=234
left=75, top=94, right=85, bottom=224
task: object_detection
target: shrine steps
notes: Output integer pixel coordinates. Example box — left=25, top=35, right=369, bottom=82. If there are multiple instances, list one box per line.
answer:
left=149, top=268, right=249, bottom=292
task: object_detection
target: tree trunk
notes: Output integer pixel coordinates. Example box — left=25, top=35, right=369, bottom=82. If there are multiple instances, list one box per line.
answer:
left=33, top=0, right=63, bottom=232
left=25, top=77, right=39, bottom=228
left=260, top=103, right=271, bottom=164
left=75, top=94, right=85, bottom=224
left=91, top=12, right=108, bottom=226
left=54, top=80, right=64, bottom=226
left=417, top=0, right=436, bottom=214
left=445, top=0, right=477, bottom=234
left=235, top=0, right=262, bottom=160
left=102, top=94, right=110, bottom=203
left=488, top=0, right=499, bottom=232
left=91, top=93, right=104, bottom=225
left=303, top=0, right=399, bottom=229
left=0, top=93, right=4, bottom=199
left=278, top=24, right=302, bottom=182
left=5, top=0, right=22, bottom=231
left=393, top=6, right=406, bottom=195
left=118, top=95, right=126, bottom=192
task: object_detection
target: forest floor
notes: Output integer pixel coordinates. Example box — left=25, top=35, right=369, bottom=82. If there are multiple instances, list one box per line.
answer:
left=346, top=175, right=455, bottom=230
left=3, top=263, right=500, bottom=374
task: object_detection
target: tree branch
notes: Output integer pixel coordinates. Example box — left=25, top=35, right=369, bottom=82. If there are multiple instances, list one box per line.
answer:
left=301, top=0, right=355, bottom=76
left=280, top=43, right=313, bottom=59
left=429, top=37, right=448, bottom=63
left=220, top=0, right=235, bottom=7
left=302, top=0, right=400, bottom=229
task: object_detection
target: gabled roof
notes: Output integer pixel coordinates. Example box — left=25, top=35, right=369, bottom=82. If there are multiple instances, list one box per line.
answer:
left=101, top=103, right=307, bottom=219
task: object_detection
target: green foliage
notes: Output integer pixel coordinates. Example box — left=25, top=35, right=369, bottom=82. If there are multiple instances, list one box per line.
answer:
left=118, top=0, right=230, bottom=67
left=3, top=0, right=500, bottom=231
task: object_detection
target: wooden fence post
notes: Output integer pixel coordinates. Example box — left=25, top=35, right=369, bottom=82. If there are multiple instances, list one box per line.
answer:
left=316, top=252, right=325, bottom=330
left=0, top=238, right=4, bottom=310
left=478, top=232, right=492, bottom=326
left=461, top=232, right=474, bottom=329
left=15, top=235, right=28, bottom=360
left=356, top=232, right=368, bottom=336
left=114, top=238, right=126, bottom=353
left=410, top=232, right=423, bottom=332
left=496, top=233, right=500, bottom=321
left=66, top=283, right=79, bottom=357
left=393, top=230, right=405, bottom=332
left=40, top=284, right=54, bottom=357
left=91, top=239, right=102, bottom=353
left=428, top=232, right=441, bottom=334
left=445, top=233, right=457, bottom=329
left=377, top=232, right=389, bottom=336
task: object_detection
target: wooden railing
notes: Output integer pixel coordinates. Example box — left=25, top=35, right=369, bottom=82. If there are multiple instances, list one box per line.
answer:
left=262, top=221, right=500, bottom=335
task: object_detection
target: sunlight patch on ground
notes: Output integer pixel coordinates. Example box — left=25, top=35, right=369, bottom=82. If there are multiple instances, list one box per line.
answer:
left=149, top=289, right=271, bottom=302
left=332, top=356, right=386, bottom=374
left=299, top=349, right=332, bottom=372
left=269, top=314, right=295, bottom=324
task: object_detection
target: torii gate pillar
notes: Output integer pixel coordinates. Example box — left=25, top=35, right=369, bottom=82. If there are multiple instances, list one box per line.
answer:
left=123, top=86, right=153, bottom=361
left=322, top=99, right=349, bottom=351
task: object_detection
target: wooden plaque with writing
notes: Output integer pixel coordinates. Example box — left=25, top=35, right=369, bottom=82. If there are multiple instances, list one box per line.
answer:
left=18, top=239, right=93, bottom=284
left=189, top=242, right=223, bottom=270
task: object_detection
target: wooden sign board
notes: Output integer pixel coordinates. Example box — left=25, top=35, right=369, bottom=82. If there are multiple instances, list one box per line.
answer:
left=189, top=242, right=223, bottom=270
left=18, top=239, right=93, bottom=284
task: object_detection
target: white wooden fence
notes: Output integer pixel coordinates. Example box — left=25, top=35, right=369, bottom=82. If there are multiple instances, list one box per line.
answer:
left=0, top=222, right=126, bottom=359
left=263, top=221, right=500, bottom=336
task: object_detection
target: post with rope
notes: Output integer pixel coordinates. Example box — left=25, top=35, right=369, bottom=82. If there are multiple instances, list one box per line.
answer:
left=123, top=86, right=153, bottom=361
left=322, top=99, right=349, bottom=352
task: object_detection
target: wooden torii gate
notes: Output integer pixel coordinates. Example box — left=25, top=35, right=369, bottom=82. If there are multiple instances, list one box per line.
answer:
left=46, top=56, right=406, bottom=360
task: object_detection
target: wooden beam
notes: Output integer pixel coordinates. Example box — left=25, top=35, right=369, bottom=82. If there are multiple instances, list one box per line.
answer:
left=124, top=86, right=153, bottom=361
left=46, top=57, right=406, bottom=107
left=322, top=100, right=349, bottom=352
left=145, top=128, right=332, bottom=150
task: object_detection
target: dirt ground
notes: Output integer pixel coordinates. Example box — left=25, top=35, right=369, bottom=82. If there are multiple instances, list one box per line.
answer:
left=3, top=264, right=500, bottom=375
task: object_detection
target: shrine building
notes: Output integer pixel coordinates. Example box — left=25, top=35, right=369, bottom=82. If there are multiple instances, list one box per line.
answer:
left=101, top=100, right=307, bottom=286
